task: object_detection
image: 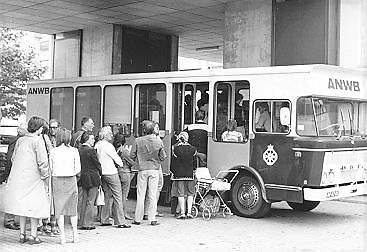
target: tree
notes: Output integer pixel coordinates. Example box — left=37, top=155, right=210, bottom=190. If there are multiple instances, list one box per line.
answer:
left=0, top=28, right=46, bottom=119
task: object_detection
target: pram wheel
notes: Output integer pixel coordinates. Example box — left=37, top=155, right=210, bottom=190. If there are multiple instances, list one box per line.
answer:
left=222, top=206, right=232, bottom=217
left=202, top=208, right=211, bottom=220
left=191, top=206, right=198, bottom=218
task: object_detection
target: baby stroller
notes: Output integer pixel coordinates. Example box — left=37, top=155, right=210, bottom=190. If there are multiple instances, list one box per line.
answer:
left=192, top=167, right=238, bottom=220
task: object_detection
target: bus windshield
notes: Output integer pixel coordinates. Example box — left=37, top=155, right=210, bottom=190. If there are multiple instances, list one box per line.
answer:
left=297, top=97, right=367, bottom=137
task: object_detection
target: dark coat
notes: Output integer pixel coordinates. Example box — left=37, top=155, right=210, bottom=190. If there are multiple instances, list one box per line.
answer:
left=170, top=143, right=197, bottom=180
left=78, top=144, right=102, bottom=189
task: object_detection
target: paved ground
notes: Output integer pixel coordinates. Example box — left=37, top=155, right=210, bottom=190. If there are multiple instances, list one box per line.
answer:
left=0, top=196, right=366, bottom=252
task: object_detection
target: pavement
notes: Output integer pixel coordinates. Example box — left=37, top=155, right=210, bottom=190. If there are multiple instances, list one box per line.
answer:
left=0, top=195, right=366, bottom=252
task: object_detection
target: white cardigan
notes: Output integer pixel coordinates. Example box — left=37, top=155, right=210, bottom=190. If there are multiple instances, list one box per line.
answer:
left=49, top=144, right=81, bottom=177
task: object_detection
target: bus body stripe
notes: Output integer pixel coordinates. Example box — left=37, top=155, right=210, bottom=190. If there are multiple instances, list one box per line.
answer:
left=292, top=147, right=367, bottom=152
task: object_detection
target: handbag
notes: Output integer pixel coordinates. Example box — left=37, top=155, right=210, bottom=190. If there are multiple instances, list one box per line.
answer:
left=95, top=186, right=105, bottom=206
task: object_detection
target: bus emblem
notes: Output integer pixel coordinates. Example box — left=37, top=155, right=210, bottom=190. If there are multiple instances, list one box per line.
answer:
left=263, top=145, right=278, bottom=166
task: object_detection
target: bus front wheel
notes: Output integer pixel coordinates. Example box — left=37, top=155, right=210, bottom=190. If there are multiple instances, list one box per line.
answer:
left=230, top=176, right=271, bottom=218
left=287, top=200, right=320, bottom=212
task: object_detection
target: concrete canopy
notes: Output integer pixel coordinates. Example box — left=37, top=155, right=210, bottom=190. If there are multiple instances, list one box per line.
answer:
left=0, top=0, right=234, bottom=63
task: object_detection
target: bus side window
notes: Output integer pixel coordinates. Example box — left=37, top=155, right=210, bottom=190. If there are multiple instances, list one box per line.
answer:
left=214, top=80, right=250, bottom=142
left=254, top=100, right=290, bottom=134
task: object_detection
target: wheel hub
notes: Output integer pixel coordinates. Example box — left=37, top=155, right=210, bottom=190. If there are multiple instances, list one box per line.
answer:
left=238, top=182, right=259, bottom=209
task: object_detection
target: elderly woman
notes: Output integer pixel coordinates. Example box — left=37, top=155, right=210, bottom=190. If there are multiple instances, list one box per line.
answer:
left=95, top=126, right=131, bottom=228
left=170, top=132, right=197, bottom=219
left=49, top=128, right=81, bottom=244
left=3, top=116, right=50, bottom=245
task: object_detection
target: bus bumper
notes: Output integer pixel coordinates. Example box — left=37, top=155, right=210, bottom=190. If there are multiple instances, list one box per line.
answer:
left=303, top=182, right=367, bottom=201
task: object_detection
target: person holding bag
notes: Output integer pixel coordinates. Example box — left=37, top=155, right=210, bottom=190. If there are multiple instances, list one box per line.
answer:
left=49, top=128, right=81, bottom=244
left=78, top=131, right=102, bottom=230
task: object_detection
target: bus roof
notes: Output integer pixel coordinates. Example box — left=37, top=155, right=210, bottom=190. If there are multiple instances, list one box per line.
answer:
left=30, top=64, right=366, bottom=85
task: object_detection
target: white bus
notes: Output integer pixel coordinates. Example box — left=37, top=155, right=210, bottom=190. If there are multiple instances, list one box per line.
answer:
left=27, top=64, right=367, bottom=218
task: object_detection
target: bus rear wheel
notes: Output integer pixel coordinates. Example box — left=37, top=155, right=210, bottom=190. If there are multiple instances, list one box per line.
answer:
left=230, top=176, right=271, bottom=218
left=287, top=200, right=320, bottom=212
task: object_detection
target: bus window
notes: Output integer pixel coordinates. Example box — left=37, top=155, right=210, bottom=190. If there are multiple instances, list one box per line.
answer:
left=135, top=84, right=166, bottom=136
left=50, top=87, right=74, bottom=130
left=296, top=97, right=316, bottom=135
left=254, top=100, right=290, bottom=134
left=75, top=86, right=101, bottom=133
left=104, top=85, right=132, bottom=136
left=214, top=80, right=250, bottom=142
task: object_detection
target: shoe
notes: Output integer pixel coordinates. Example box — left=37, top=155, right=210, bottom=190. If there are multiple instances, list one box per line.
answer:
left=19, top=233, right=28, bottom=244
left=117, top=224, right=131, bottom=228
left=28, top=235, right=43, bottom=245
left=5, top=223, right=20, bottom=230
left=150, top=221, right=160, bottom=226
left=143, top=215, right=148, bottom=220
left=156, top=212, right=164, bottom=217
left=101, top=223, right=112, bottom=226
left=79, top=226, right=96, bottom=230
left=131, top=221, right=141, bottom=225
left=186, top=214, right=194, bottom=219
left=124, top=215, right=133, bottom=220
left=176, top=214, right=186, bottom=219
left=50, top=228, right=60, bottom=236
left=174, top=212, right=180, bottom=218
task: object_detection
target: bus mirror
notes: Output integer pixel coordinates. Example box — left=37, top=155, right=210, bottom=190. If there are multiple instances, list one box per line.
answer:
left=280, top=107, right=290, bottom=126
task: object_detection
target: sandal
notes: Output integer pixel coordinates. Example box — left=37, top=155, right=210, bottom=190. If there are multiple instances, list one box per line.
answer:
left=19, top=233, right=28, bottom=243
left=28, top=235, right=43, bottom=245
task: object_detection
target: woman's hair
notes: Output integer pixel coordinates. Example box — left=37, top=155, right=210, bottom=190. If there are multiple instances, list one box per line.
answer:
left=113, top=133, right=126, bottom=149
left=80, top=131, right=94, bottom=145
left=226, top=119, right=237, bottom=131
left=98, top=126, right=112, bottom=140
left=177, top=131, right=189, bottom=143
left=27, top=116, right=46, bottom=133
left=142, top=120, right=155, bottom=135
left=56, top=128, right=72, bottom=147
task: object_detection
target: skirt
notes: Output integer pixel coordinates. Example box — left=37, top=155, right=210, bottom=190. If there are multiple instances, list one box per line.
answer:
left=52, top=176, right=78, bottom=218
left=171, top=180, right=196, bottom=197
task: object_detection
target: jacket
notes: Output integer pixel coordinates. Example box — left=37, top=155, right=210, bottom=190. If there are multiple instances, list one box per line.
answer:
left=78, top=144, right=102, bottom=189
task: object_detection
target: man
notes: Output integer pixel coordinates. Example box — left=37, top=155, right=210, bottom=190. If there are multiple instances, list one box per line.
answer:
left=3, top=123, right=27, bottom=230
left=48, top=119, right=60, bottom=147
left=185, top=110, right=209, bottom=166
left=131, top=120, right=167, bottom=226
left=72, top=117, right=94, bottom=148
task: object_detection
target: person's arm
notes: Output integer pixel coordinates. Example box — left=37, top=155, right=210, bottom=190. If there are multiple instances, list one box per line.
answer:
left=74, top=148, right=81, bottom=176
left=107, top=142, right=124, bottom=167
left=130, top=141, right=137, bottom=161
left=89, top=148, right=102, bottom=176
left=121, top=149, right=135, bottom=167
left=36, top=137, right=49, bottom=180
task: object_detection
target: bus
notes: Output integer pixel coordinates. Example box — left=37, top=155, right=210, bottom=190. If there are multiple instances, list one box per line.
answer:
left=27, top=64, right=367, bottom=218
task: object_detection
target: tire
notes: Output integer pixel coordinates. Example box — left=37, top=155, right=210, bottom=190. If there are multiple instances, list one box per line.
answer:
left=230, top=175, right=271, bottom=218
left=287, top=200, right=320, bottom=212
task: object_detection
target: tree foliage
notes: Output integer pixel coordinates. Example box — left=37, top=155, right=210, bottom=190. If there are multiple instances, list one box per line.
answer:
left=0, top=28, right=46, bottom=119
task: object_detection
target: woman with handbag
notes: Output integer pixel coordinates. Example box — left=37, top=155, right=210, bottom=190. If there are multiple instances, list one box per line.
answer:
left=49, top=128, right=81, bottom=244
left=78, top=131, right=102, bottom=230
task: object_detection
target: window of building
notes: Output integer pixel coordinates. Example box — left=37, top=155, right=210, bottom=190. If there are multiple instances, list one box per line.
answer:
left=135, top=84, right=166, bottom=136
left=254, top=100, right=291, bottom=134
left=50, top=87, right=74, bottom=130
left=104, top=85, right=132, bottom=136
left=214, top=81, right=250, bottom=142
left=75, top=86, right=101, bottom=133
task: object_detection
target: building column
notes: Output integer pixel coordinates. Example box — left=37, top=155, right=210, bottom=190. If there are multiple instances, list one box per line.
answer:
left=339, top=0, right=367, bottom=68
left=223, top=0, right=272, bottom=68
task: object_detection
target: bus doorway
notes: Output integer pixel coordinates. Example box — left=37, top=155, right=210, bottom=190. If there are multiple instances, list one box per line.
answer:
left=207, top=81, right=250, bottom=176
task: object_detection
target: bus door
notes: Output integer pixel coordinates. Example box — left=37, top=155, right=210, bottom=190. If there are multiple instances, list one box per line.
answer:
left=250, top=100, right=294, bottom=200
left=207, top=81, right=250, bottom=176
left=133, top=83, right=169, bottom=173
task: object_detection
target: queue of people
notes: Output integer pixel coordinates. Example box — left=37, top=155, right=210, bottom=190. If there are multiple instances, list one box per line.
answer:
left=1, top=109, right=245, bottom=245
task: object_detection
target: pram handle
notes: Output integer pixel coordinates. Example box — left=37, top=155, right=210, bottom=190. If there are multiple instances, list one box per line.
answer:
left=215, top=170, right=239, bottom=184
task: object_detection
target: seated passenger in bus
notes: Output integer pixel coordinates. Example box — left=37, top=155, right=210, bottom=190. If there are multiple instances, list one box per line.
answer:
left=197, top=93, right=209, bottom=123
left=185, top=110, right=209, bottom=166
left=221, top=119, right=244, bottom=142
left=255, top=102, right=271, bottom=132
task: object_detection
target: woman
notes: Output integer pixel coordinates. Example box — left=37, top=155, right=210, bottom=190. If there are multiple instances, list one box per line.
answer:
left=170, top=132, right=197, bottom=219
left=78, top=131, right=102, bottom=230
left=221, top=119, right=244, bottom=142
left=2, top=116, right=50, bottom=244
left=95, top=126, right=131, bottom=228
left=49, top=128, right=81, bottom=244
left=113, top=133, right=135, bottom=220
